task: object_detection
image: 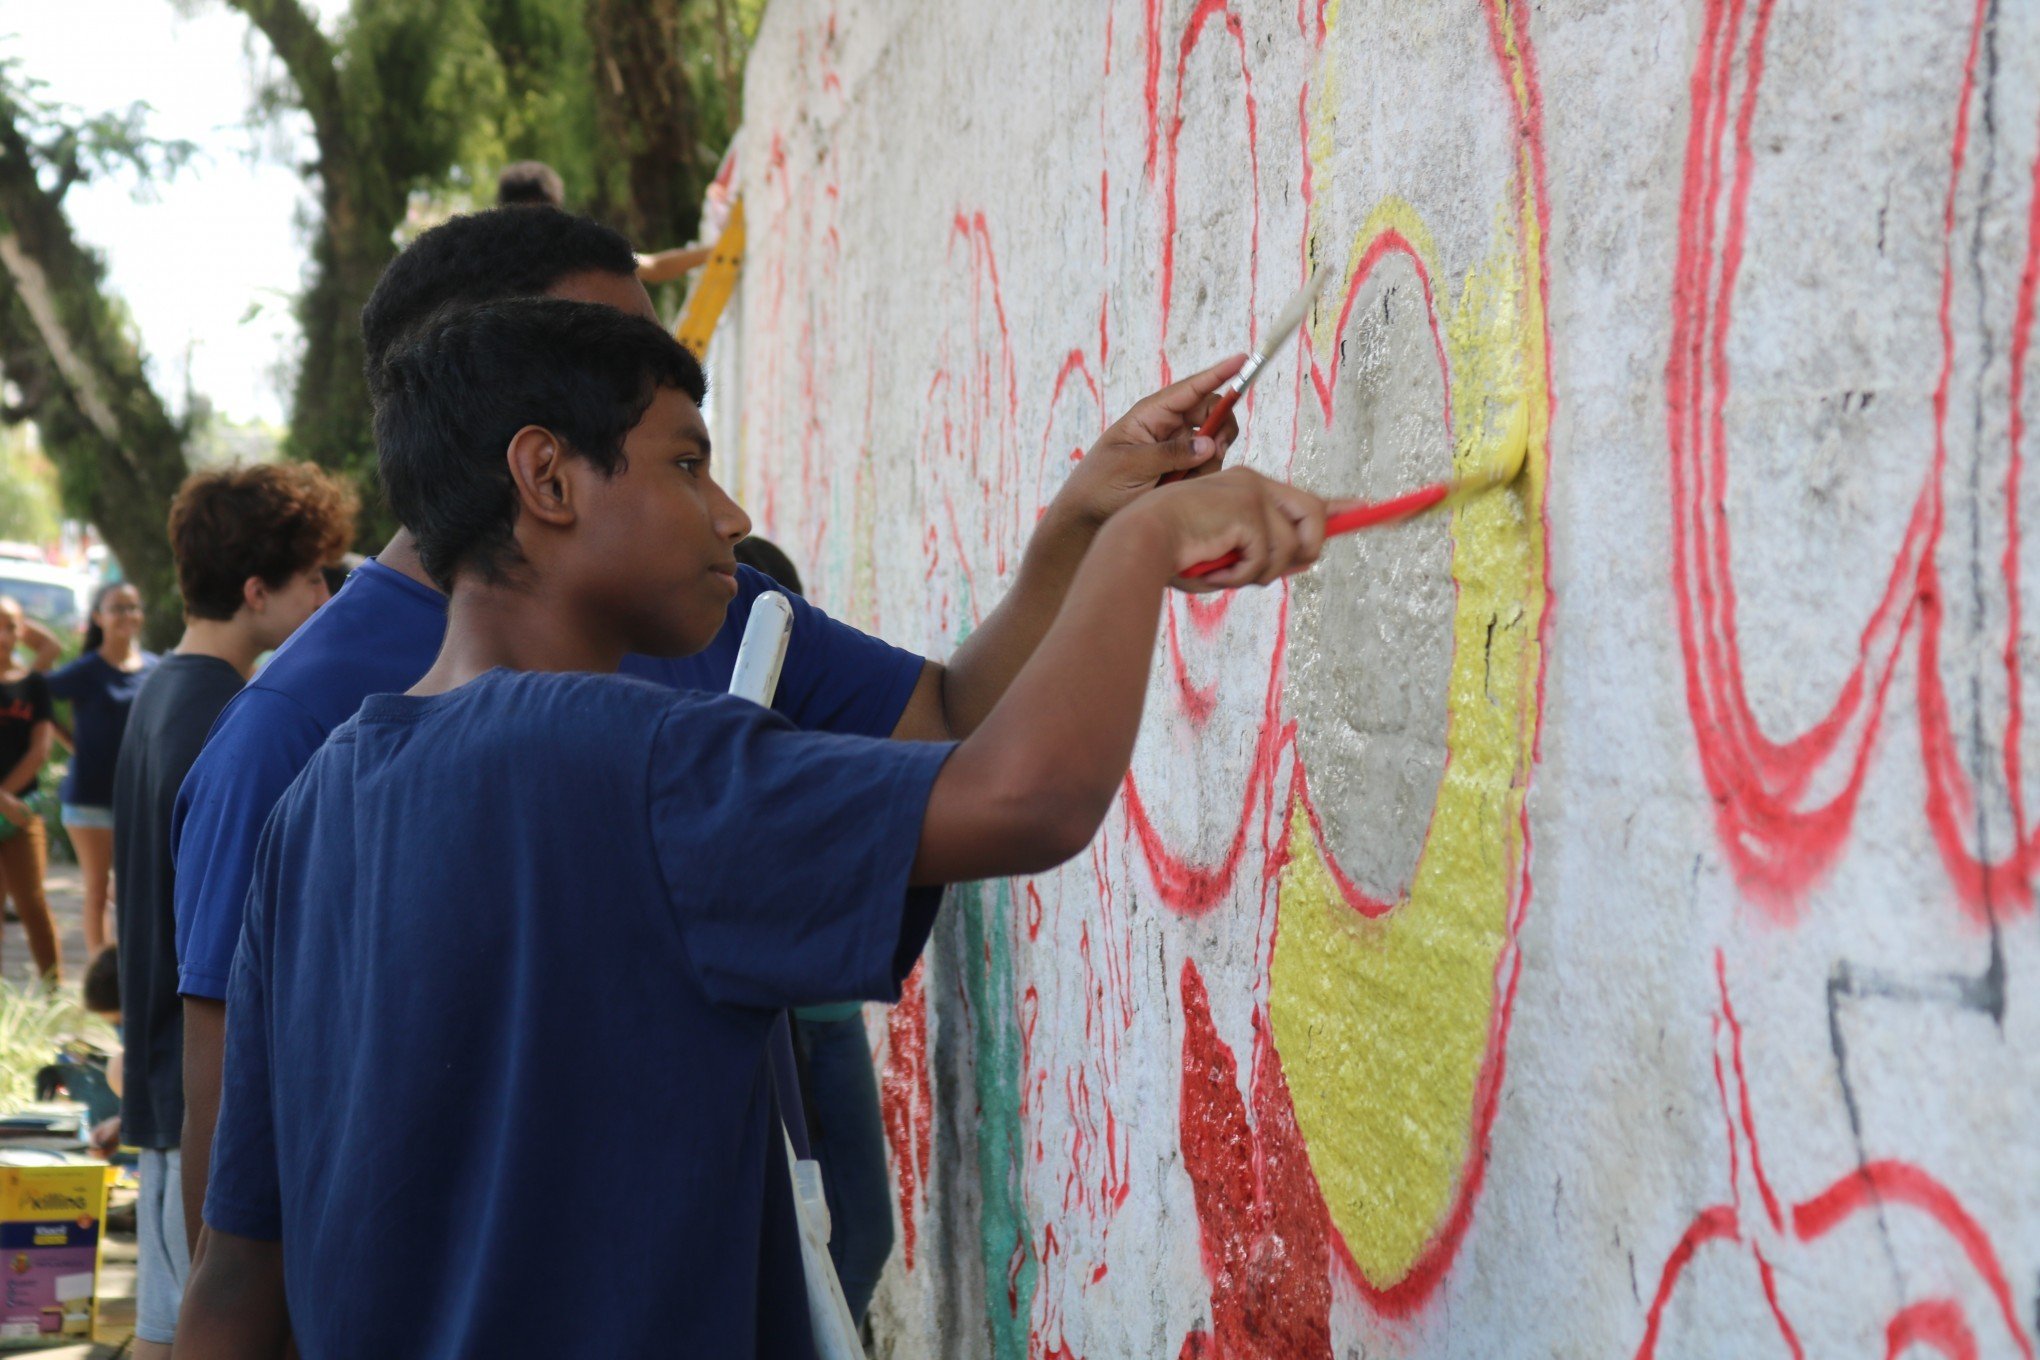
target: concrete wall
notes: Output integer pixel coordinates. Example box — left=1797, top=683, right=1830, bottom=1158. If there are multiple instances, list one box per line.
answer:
left=719, top=1, right=2040, bottom=1354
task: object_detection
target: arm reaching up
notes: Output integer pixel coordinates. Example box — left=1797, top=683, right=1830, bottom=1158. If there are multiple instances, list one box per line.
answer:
left=912, top=467, right=1329, bottom=884
left=889, top=355, right=1248, bottom=742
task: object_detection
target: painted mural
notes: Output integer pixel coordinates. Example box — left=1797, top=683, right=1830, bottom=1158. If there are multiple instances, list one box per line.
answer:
left=722, top=0, right=2038, bottom=1354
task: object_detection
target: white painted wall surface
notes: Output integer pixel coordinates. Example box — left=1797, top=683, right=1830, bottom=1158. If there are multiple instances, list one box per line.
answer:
left=717, top=1, right=2040, bottom=1354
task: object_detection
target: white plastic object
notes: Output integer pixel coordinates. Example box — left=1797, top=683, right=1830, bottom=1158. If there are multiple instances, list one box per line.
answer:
left=787, top=1130, right=862, bottom=1359
left=728, top=589, right=795, bottom=707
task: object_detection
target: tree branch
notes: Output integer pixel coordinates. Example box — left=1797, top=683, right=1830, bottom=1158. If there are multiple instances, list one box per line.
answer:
left=0, top=91, right=189, bottom=645
left=218, top=0, right=346, bottom=154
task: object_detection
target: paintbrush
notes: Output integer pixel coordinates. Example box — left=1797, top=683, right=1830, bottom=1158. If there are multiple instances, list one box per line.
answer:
left=1161, top=265, right=1334, bottom=485
left=1179, top=401, right=1530, bottom=581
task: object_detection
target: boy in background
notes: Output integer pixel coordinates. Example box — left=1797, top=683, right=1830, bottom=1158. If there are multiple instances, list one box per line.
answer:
left=114, top=463, right=355, bottom=1358
left=172, top=205, right=1241, bottom=1245
left=174, top=299, right=1327, bottom=1357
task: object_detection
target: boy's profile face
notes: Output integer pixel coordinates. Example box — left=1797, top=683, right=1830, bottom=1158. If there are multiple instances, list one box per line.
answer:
left=571, top=385, right=750, bottom=658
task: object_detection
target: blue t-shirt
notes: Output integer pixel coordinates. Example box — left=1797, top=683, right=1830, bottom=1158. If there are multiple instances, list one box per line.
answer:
left=45, top=651, right=157, bottom=806
left=204, top=671, right=951, bottom=1357
left=172, top=558, right=925, bottom=1000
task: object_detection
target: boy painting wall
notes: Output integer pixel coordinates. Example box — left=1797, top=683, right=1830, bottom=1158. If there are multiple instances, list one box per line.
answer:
left=113, top=464, right=355, bottom=1358
left=171, top=206, right=1244, bottom=1246
left=173, top=299, right=1331, bottom=1357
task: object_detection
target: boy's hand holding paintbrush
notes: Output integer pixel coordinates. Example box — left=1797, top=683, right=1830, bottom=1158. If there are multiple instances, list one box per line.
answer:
left=1045, top=354, right=1249, bottom=530
left=914, top=462, right=1332, bottom=883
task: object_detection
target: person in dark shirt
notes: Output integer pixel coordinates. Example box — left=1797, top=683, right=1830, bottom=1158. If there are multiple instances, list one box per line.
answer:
left=44, top=582, right=156, bottom=957
left=111, top=462, right=356, bottom=1360
left=0, top=596, right=59, bottom=981
left=173, top=300, right=1328, bottom=1356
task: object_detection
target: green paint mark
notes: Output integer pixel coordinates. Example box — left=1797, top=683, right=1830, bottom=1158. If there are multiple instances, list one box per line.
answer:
left=958, top=880, right=1034, bottom=1359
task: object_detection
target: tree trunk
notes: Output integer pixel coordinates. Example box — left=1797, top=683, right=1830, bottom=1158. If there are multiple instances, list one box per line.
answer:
left=586, top=0, right=703, bottom=250
left=225, top=0, right=405, bottom=548
left=0, top=95, right=190, bottom=650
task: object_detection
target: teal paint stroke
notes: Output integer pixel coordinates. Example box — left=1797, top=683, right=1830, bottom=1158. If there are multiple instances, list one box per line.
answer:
left=959, top=880, right=1034, bottom=1360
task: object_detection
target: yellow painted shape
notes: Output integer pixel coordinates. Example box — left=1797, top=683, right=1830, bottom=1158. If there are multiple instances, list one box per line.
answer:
left=1308, top=196, right=1440, bottom=362
left=674, top=197, right=747, bottom=360
left=1271, top=191, right=1549, bottom=1287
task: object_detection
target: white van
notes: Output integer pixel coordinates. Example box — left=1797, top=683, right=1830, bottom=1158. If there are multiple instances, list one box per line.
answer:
left=0, top=562, right=95, bottom=635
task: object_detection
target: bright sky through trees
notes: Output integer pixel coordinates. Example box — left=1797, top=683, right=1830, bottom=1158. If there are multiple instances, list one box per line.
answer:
left=0, top=0, right=321, bottom=426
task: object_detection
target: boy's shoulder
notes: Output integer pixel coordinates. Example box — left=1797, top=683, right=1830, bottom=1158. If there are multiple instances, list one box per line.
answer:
left=283, top=669, right=759, bottom=833
left=339, top=668, right=752, bottom=758
left=242, top=560, right=446, bottom=730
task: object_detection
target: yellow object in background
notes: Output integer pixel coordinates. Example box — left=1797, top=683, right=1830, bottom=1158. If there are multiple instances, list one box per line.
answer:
left=0, top=1162, right=113, bottom=1343
left=674, top=197, right=747, bottom=360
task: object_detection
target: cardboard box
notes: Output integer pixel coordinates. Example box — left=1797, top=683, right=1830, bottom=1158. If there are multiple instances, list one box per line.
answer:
left=0, top=1164, right=112, bottom=1343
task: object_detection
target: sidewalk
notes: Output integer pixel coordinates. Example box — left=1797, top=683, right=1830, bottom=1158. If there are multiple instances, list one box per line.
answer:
left=6, top=859, right=139, bottom=1358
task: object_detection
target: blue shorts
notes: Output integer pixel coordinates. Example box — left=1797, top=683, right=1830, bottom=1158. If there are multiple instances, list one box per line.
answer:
left=59, top=804, right=113, bottom=831
left=135, top=1149, right=190, bottom=1344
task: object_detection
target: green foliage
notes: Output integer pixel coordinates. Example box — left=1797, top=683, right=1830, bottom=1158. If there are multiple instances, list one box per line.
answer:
left=0, top=430, right=62, bottom=547
left=0, top=57, right=196, bottom=203
left=0, top=980, right=115, bottom=1113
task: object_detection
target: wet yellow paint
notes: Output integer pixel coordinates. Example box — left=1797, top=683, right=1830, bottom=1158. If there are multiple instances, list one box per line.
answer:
left=1271, top=126, right=1550, bottom=1291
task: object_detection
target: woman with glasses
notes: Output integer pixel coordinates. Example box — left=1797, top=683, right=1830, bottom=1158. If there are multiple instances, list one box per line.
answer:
left=44, top=583, right=157, bottom=957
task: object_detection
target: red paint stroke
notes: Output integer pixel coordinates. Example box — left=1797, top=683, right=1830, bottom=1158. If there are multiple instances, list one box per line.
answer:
left=1040, top=348, right=1107, bottom=520
left=1304, top=230, right=1453, bottom=436
left=1157, top=0, right=1262, bottom=348
left=1753, top=1248, right=1807, bottom=1360
left=1887, top=1299, right=1981, bottom=1360
left=1794, top=1162, right=2033, bottom=1360
left=1668, top=0, right=2040, bottom=917
left=1153, top=0, right=1263, bottom=708
left=1716, top=952, right=1783, bottom=1231
left=1143, top=0, right=1164, bottom=175
left=1175, top=960, right=1332, bottom=1360
left=1635, top=1204, right=1741, bottom=1360
left=879, top=962, right=933, bottom=1270
left=1635, top=956, right=2033, bottom=1359
left=1124, top=607, right=1289, bottom=915
left=1999, top=103, right=2040, bottom=905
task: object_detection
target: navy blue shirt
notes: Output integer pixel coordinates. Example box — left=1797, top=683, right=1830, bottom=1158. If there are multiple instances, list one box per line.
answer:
left=204, top=671, right=950, bottom=1357
left=45, top=651, right=156, bottom=807
left=173, top=559, right=925, bottom=1000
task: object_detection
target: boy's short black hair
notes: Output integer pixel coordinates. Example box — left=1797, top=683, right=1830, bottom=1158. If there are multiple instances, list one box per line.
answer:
left=732, top=536, right=803, bottom=597
left=360, top=207, right=638, bottom=381
left=375, top=298, right=708, bottom=590
left=496, top=160, right=566, bottom=208
left=82, top=945, right=118, bottom=1015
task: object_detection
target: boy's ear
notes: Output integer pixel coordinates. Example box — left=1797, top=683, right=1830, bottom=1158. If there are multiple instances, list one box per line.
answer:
left=505, top=425, right=577, bottom=530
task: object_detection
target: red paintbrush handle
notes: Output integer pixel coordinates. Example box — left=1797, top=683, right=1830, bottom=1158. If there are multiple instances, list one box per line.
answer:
left=1157, top=384, right=1248, bottom=487
left=1178, top=479, right=1451, bottom=580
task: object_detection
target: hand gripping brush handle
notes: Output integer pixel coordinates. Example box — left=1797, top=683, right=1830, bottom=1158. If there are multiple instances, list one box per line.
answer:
left=1179, top=403, right=1531, bottom=582
left=1158, top=266, right=1332, bottom=486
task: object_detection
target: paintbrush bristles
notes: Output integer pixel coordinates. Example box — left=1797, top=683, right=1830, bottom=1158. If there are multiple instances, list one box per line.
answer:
left=1256, top=264, right=1332, bottom=360
left=1482, top=402, right=1530, bottom=488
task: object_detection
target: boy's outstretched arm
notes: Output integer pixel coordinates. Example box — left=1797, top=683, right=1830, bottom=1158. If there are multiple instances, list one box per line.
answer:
left=912, top=467, right=1326, bottom=883
left=890, top=355, right=1247, bottom=742
left=173, top=1229, right=290, bottom=1359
